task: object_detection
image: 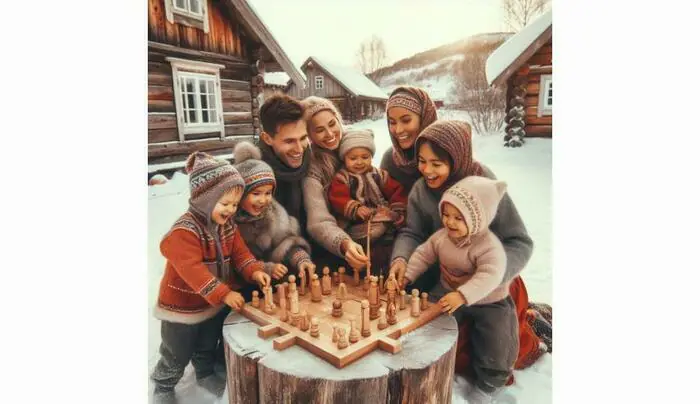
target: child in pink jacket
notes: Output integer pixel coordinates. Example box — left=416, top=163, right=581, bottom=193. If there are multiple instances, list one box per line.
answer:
left=402, top=176, right=518, bottom=404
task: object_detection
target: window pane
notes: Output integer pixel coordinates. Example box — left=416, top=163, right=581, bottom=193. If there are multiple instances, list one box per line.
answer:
left=186, top=78, right=194, bottom=93
left=202, top=110, right=209, bottom=123
left=187, top=93, right=196, bottom=112
left=188, top=109, right=197, bottom=123
left=189, top=0, right=200, bottom=14
left=207, top=81, right=214, bottom=94
left=200, top=94, right=209, bottom=109
left=209, top=109, right=217, bottom=123
left=176, top=0, right=185, bottom=9
left=208, top=94, right=216, bottom=109
left=199, top=80, right=207, bottom=95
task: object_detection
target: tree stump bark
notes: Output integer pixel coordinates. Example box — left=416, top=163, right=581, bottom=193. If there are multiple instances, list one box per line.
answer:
left=223, top=310, right=458, bottom=404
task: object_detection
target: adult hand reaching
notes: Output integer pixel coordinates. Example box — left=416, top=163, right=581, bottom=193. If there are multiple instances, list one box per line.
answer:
left=341, top=239, right=369, bottom=270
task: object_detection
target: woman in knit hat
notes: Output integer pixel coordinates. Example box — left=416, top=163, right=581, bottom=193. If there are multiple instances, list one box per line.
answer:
left=389, top=120, right=547, bottom=380
left=232, top=141, right=316, bottom=281
left=380, top=86, right=438, bottom=194
left=300, top=96, right=371, bottom=272
left=327, top=128, right=406, bottom=272
left=151, top=152, right=271, bottom=404
left=403, top=176, right=518, bottom=403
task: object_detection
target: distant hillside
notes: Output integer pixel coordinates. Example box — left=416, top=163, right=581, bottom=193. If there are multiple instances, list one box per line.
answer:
left=374, top=32, right=512, bottom=104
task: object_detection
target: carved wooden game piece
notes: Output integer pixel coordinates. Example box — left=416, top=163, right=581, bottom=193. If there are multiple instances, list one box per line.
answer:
left=264, top=300, right=274, bottom=314
left=421, top=292, right=429, bottom=311
left=300, top=310, right=310, bottom=331
left=353, top=267, right=360, bottom=286
left=411, top=289, right=421, bottom=317
left=361, top=300, right=371, bottom=337
left=252, top=291, right=260, bottom=308
left=332, top=271, right=340, bottom=286
left=379, top=274, right=385, bottom=294
left=364, top=275, right=371, bottom=291
left=337, top=327, right=349, bottom=349
left=349, top=319, right=360, bottom=343
left=263, top=286, right=275, bottom=314
left=377, top=307, right=388, bottom=330
left=309, top=317, right=320, bottom=338
left=337, top=282, right=347, bottom=300
left=338, top=266, right=346, bottom=285
left=399, top=290, right=407, bottom=310
left=322, top=267, right=332, bottom=295
left=369, top=276, right=380, bottom=320
left=332, top=326, right=339, bottom=343
left=298, top=269, right=306, bottom=296
left=386, top=273, right=398, bottom=307
left=387, top=301, right=397, bottom=325
left=288, top=275, right=300, bottom=314
left=311, top=274, right=322, bottom=302
left=332, top=299, right=343, bottom=318
left=277, top=284, right=288, bottom=322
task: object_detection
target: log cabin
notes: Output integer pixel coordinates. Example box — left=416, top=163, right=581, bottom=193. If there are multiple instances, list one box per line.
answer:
left=286, top=56, right=388, bottom=122
left=148, top=0, right=305, bottom=173
left=486, top=10, right=552, bottom=147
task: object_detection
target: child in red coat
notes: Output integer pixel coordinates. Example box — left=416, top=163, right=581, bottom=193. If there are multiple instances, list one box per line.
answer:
left=151, top=152, right=270, bottom=404
left=327, top=129, right=407, bottom=274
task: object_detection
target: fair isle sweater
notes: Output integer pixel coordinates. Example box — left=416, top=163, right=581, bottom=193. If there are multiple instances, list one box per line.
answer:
left=392, top=165, right=533, bottom=286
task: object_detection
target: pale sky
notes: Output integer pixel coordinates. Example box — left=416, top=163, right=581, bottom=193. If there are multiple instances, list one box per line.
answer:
left=248, top=0, right=507, bottom=69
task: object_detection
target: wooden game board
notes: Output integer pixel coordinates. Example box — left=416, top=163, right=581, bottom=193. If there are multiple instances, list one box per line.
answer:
left=240, top=269, right=443, bottom=369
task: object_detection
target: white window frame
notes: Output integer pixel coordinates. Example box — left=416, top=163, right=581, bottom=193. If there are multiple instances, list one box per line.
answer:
left=167, top=57, right=225, bottom=141
left=315, top=75, right=324, bottom=90
left=164, top=0, right=210, bottom=33
left=537, top=74, right=552, bottom=117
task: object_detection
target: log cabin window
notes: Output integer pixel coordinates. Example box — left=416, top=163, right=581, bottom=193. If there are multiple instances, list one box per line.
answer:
left=538, top=74, right=553, bottom=117
left=167, top=57, right=225, bottom=141
left=164, top=0, right=209, bottom=33
left=315, top=76, right=324, bottom=90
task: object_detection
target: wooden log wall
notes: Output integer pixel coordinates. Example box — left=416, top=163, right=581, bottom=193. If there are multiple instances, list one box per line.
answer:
left=523, top=39, right=552, bottom=137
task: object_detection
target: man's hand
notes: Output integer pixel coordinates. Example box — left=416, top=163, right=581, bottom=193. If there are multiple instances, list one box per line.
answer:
left=271, top=263, right=288, bottom=280
left=298, top=261, right=316, bottom=280
left=223, top=291, right=245, bottom=311
left=251, top=271, right=271, bottom=289
left=389, top=259, right=407, bottom=288
left=356, top=206, right=374, bottom=221
left=438, top=292, right=467, bottom=314
left=342, top=239, right=369, bottom=270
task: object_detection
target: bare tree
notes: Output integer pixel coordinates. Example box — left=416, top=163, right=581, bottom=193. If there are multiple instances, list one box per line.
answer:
left=455, top=53, right=506, bottom=135
left=503, top=0, right=551, bottom=31
left=355, top=35, right=388, bottom=83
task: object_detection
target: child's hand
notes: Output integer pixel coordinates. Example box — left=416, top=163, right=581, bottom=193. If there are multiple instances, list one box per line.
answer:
left=389, top=259, right=407, bottom=287
left=271, top=264, right=288, bottom=280
left=223, top=291, right=245, bottom=311
left=356, top=206, right=374, bottom=221
left=251, top=271, right=271, bottom=288
left=439, top=292, right=467, bottom=314
left=298, top=261, right=316, bottom=278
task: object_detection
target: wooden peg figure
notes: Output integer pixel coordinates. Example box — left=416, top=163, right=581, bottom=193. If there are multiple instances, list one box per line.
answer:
left=337, top=282, right=347, bottom=300
left=277, top=284, right=288, bottom=322
left=337, top=327, right=349, bottom=349
left=349, top=319, right=360, bottom=343
left=332, top=326, right=339, bottom=343
left=288, top=275, right=300, bottom=314
left=361, top=300, right=371, bottom=337
left=353, top=267, right=361, bottom=286
left=421, top=292, right=429, bottom=311
left=311, top=274, right=322, bottom=302
left=252, top=291, right=260, bottom=308
left=411, top=289, right=420, bottom=317
left=263, top=286, right=275, bottom=314
left=378, top=307, right=388, bottom=330
left=386, top=273, right=398, bottom=307
left=298, top=269, right=306, bottom=296
left=338, top=266, right=346, bottom=285
left=322, top=267, right=332, bottom=295
left=387, top=301, right=397, bottom=325
left=332, top=299, right=343, bottom=318
left=399, top=290, right=407, bottom=310
left=369, top=276, right=380, bottom=320
left=310, top=317, right=320, bottom=338
left=300, top=310, right=310, bottom=331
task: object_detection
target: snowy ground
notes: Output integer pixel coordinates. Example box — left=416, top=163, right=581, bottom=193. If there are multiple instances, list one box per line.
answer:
left=147, top=110, right=551, bottom=403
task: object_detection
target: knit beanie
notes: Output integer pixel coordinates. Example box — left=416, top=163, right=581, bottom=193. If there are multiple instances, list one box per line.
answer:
left=232, top=141, right=276, bottom=196
left=338, top=128, right=375, bottom=160
left=416, top=120, right=482, bottom=193
left=440, top=176, right=507, bottom=240
left=185, top=151, right=245, bottom=222
left=301, top=96, right=344, bottom=131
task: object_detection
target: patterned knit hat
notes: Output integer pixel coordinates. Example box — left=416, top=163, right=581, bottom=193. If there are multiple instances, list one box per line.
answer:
left=185, top=151, right=244, bottom=221
left=440, top=176, right=507, bottom=242
left=301, top=96, right=344, bottom=132
left=338, top=129, right=375, bottom=160
left=232, top=141, right=276, bottom=195
left=416, top=120, right=482, bottom=192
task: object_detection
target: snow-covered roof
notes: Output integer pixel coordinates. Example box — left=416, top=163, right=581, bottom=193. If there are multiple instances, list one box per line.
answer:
left=264, top=72, right=290, bottom=87
left=305, top=56, right=388, bottom=100
left=486, top=9, right=552, bottom=87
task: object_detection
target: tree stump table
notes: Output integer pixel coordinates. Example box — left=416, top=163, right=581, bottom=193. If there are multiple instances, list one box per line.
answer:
left=223, top=309, right=458, bottom=404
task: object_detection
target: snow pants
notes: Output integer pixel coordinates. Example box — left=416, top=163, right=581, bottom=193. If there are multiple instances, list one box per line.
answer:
left=428, top=282, right=519, bottom=392
left=151, top=308, right=229, bottom=392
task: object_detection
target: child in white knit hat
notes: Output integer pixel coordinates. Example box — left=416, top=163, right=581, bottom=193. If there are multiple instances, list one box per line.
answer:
left=327, top=128, right=407, bottom=273
left=402, top=175, right=518, bottom=404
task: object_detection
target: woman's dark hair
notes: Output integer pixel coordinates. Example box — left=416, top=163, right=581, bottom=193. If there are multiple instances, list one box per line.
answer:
left=259, top=94, right=304, bottom=136
left=416, top=137, right=454, bottom=170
